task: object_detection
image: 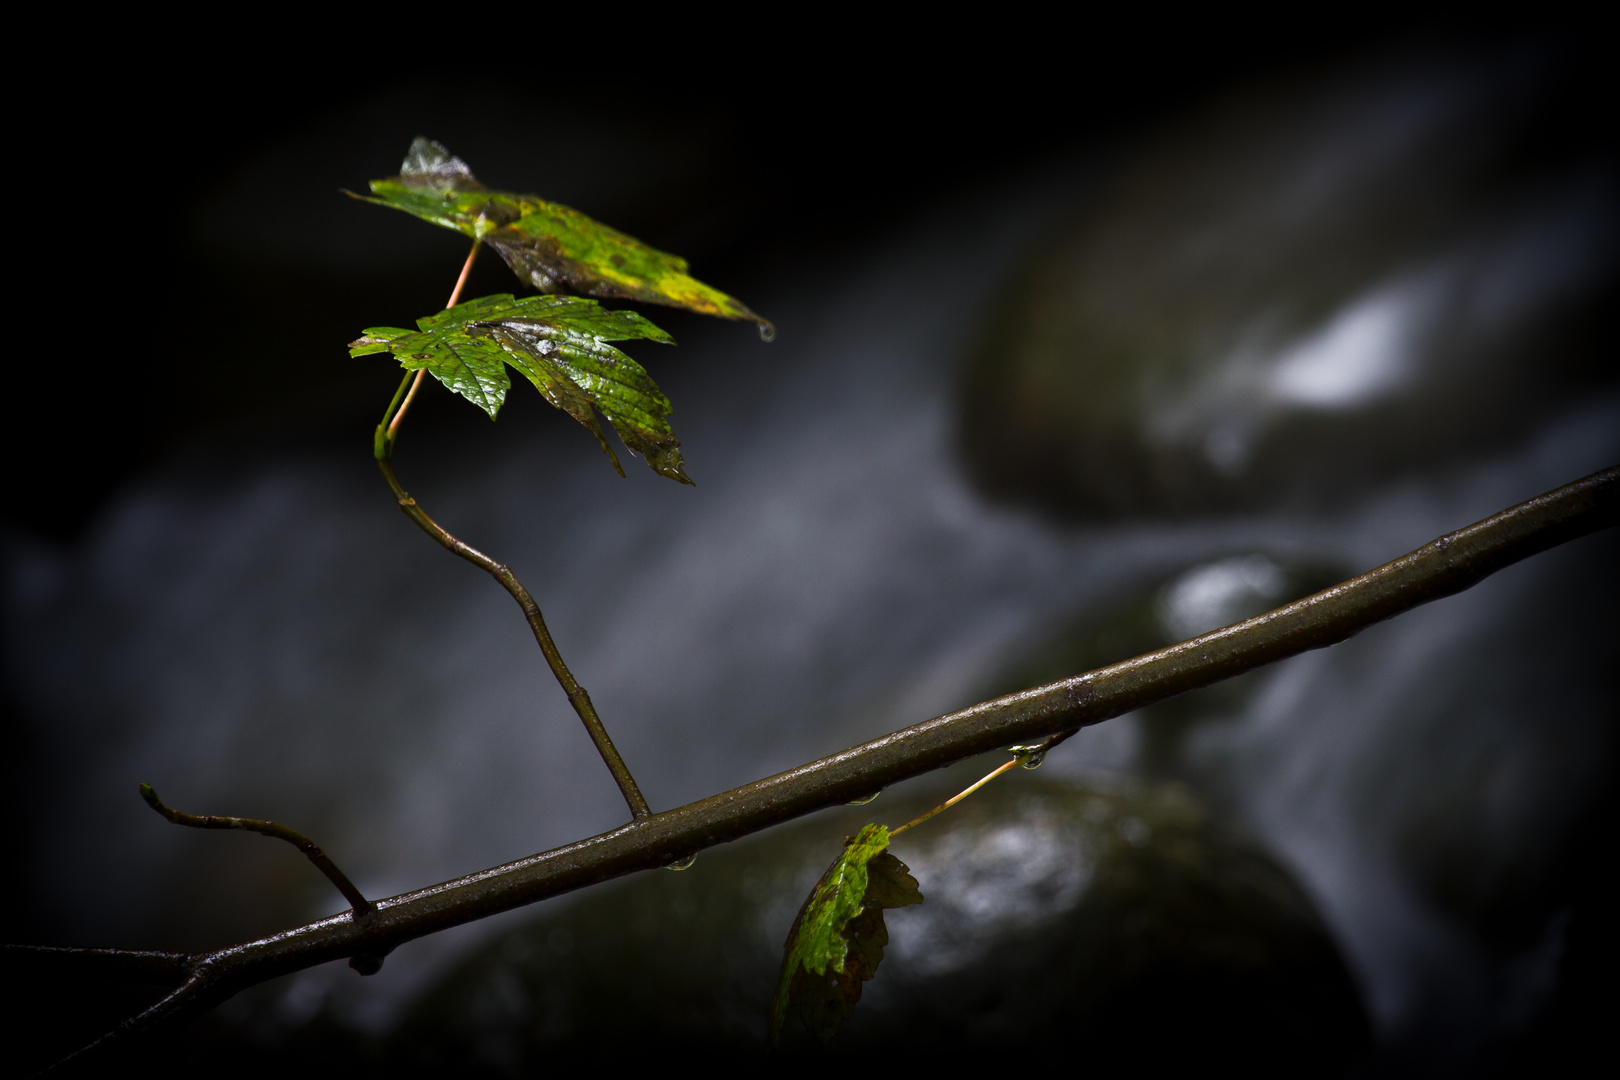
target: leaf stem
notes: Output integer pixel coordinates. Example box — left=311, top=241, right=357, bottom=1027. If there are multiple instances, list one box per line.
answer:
left=386, top=238, right=482, bottom=443
left=889, top=757, right=1019, bottom=838
left=374, top=370, right=414, bottom=460
left=888, top=728, right=1079, bottom=838
left=376, top=458, right=652, bottom=819
left=138, top=784, right=373, bottom=918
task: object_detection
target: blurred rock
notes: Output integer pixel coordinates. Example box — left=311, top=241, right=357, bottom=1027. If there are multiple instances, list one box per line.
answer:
left=958, top=52, right=1617, bottom=519
left=985, top=552, right=1349, bottom=774
left=381, top=775, right=1369, bottom=1070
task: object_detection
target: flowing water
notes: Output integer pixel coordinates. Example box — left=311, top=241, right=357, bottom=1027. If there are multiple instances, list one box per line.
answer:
left=4, top=46, right=1615, bottom=1067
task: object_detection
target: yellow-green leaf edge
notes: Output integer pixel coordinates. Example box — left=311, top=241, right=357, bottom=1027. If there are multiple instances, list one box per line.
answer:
left=349, top=138, right=774, bottom=339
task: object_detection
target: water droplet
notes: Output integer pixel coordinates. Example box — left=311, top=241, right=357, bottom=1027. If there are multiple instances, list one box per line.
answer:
left=847, top=789, right=883, bottom=805
left=348, top=953, right=384, bottom=976
left=1008, top=744, right=1048, bottom=769
left=666, top=854, right=697, bottom=871
left=757, top=321, right=777, bottom=343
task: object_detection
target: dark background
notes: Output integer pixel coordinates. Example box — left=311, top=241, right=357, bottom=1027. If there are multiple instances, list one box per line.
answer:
left=7, top=15, right=1532, bottom=541
left=3, top=14, right=1613, bottom=1074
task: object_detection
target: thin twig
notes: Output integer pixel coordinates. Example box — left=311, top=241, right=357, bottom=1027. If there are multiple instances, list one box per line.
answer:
left=42, top=965, right=228, bottom=1075
left=0, top=945, right=191, bottom=985
left=34, top=464, right=1619, bottom=1071
left=376, top=459, right=652, bottom=819
left=365, top=237, right=651, bottom=818
left=386, top=238, right=481, bottom=442
left=139, top=785, right=373, bottom=917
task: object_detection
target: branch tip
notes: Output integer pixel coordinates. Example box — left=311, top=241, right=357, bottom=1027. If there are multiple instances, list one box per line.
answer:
left=135, top=784, right=373, bottom=918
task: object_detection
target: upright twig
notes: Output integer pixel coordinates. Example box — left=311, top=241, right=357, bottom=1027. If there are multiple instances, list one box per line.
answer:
left=366, top=237, right=651, bottom=820
left=373, top=460, right=651, bottom=819
left=29, top=464, right=1618, bottom=1072
left=139, top=785, right=374, bottom=918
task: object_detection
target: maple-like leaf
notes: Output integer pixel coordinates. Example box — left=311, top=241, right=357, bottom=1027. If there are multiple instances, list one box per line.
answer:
left=769, top=824, right=924, bottom=1046
left=349, top=138, right=774, bottom=340
left=352, top=293, right=692, bottom=483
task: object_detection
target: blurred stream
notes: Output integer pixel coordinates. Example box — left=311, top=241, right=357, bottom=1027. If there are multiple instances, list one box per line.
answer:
left=4, top=43, right=1616, bottom=1070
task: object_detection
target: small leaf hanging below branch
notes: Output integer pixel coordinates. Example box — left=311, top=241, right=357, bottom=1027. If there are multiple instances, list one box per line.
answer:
left=770, top=823, right=923, bottom=1047
left=349, top=138, right=774, bottom=340
left=352, top=293, right=692, bottom=483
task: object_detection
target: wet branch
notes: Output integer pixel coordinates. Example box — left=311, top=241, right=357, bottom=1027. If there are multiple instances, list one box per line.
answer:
left=29, top=463, right=1618, bottom=1072
left=138, top=785, right=374, bottom=918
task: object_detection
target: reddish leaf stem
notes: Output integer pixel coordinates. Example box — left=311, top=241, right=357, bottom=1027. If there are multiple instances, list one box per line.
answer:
left=387, top=238, right=481, bottom=441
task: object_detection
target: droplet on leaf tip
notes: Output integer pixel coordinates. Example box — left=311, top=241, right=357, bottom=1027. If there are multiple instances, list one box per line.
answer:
left=757, top=321, right=776, bottom=343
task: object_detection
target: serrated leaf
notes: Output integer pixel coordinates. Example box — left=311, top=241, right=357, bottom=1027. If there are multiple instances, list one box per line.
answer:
left=351, top=293, right=691, bottom=483
left=769, top=824, right=923, bottom=1047
left=350, top=138, right=773, bottom=339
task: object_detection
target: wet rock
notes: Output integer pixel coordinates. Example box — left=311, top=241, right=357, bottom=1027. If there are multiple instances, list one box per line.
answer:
left=386, top=775, right=1369, bottom=1071
left=958, top=52, right=1617, bottom=519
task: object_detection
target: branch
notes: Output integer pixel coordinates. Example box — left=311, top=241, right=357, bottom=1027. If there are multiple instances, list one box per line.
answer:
left=33, top=464, right=1618, bottom=1070
left=139, top=784, right=374, bottom=918
left=375, top=458, right=652, bottom=820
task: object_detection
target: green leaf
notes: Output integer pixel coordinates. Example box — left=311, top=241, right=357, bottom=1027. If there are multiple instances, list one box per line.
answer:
left=769, top=823, right=923, bottom=1047
left=350, top=138, right=774, bottom=340
left=351, top=293, right=692, bottom=483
